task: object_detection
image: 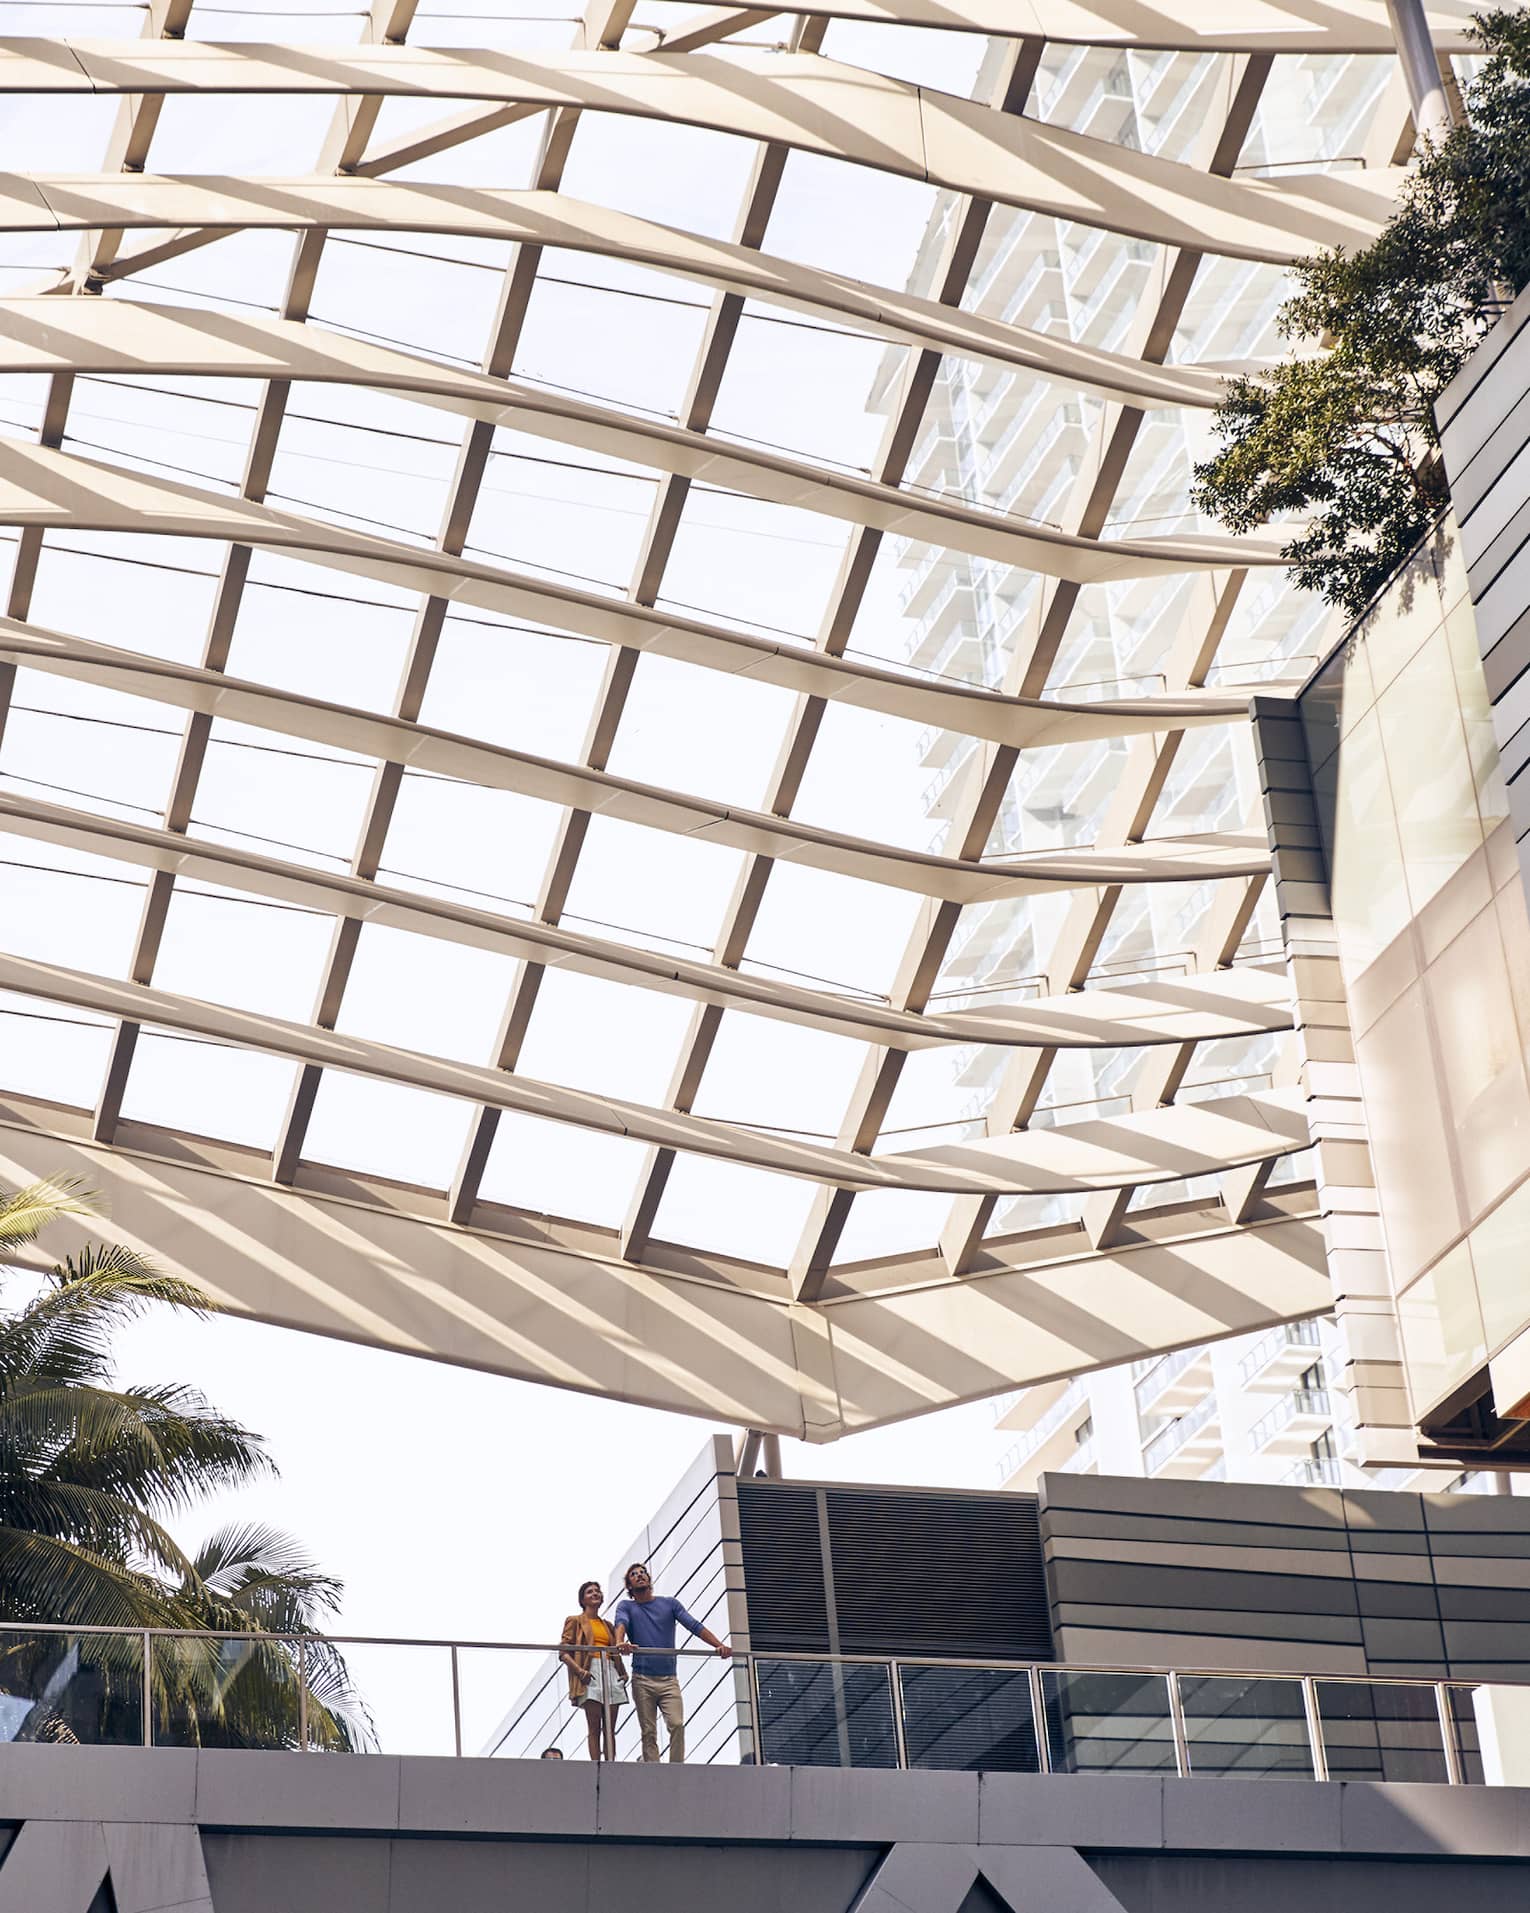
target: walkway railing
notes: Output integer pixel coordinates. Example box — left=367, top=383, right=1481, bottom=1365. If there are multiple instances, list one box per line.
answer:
left=1, top=1624, right=1527, bottom=1786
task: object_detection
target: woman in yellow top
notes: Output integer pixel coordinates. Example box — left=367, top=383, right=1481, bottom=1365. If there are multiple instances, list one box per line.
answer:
left=559, top=1580, right=627, bottom=1761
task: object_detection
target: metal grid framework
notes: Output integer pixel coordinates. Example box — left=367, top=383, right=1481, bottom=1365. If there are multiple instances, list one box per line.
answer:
left=0, top=0, right=1443, bottom=1430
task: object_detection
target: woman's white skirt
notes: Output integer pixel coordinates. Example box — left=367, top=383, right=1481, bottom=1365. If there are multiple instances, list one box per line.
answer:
left=574, top=1655, right=628, bottom=1710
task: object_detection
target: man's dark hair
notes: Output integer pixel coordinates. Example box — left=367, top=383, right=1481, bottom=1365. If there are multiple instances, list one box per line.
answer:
left=623, top=1562, right=649, bottom=1591
left=540, top=1747, right=564, bottom=1759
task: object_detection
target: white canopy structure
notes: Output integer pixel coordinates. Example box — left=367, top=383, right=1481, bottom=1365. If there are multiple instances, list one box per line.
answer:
left=0, top=0, right=1412, bottom=1432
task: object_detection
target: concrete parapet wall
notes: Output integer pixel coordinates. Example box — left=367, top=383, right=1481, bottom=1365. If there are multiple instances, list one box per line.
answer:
left=1, top=1745, right=1529, bottom=1913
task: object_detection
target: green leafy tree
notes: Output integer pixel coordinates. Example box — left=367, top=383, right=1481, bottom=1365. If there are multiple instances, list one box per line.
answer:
left=0, top=1178, right=367, bottom=1748
left=1192, top=9, right=1530, bottom=617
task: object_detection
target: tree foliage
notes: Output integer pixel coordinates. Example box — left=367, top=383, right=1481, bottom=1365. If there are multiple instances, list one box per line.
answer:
left=0, top=1180, right=369, bottom=1748
left=1192, top=10, right=1530, bottom=617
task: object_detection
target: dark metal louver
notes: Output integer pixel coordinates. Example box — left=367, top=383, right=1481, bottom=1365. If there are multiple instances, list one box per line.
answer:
left=736, top=1483, right=829, bottom=1652
left=737, top=1480, right=1053, bottom=1662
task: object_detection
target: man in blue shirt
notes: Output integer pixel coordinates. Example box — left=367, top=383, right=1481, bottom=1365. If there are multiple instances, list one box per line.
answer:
left=613, top=1561, right=732, bottom=1763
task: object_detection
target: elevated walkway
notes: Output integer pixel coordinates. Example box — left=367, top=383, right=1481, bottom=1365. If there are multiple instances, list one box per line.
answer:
left=2, top=1745, right=1528, bottom=1913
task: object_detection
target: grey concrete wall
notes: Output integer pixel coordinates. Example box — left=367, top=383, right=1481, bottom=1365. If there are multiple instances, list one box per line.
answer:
left=1438, top=281, right=1530, bottom=899
left=1, top=1744, right=1528, bottom=1913
left=1040, top=1471, right=1530, bottom=1677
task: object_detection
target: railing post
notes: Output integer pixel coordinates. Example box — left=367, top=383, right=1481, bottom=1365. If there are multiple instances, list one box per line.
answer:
left=1436, top=1684, right=1463, bottom=1784
left=298, top=1639, right=309, bottom=1752
left=1301, top=1677, right=1329, bottom=1782
left=1028, top=1665, right=1052, bottom=1774
left=888, top=1660, right=910, bottom=1771
left=141, top=1632, right=153, bottom=1749
left=450, top=1643, right=463, bottom=1758
left=1165, top=1672, right=1191, bottom=1779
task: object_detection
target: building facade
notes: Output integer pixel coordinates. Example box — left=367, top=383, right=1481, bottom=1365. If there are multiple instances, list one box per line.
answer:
left=978, top=280, right=1530, bottom=1499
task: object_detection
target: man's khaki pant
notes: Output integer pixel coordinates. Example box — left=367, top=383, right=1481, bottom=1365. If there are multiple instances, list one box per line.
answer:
left=632, top=1674, right=686, bottom=1763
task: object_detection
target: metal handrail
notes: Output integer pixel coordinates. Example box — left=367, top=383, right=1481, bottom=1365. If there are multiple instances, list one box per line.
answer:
left=0, top=1622, right=1511, bottom=1783
left=0, top=1623, right=1523, bottom=1688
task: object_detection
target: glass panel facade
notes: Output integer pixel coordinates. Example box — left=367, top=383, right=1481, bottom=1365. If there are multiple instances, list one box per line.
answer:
left=1178, top=1675, right=1314, bottom=1779
left=1298, top=531, right=1530, bottom=1421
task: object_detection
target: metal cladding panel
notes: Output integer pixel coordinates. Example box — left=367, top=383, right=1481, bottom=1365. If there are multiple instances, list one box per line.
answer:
left=736, top=1480, right=1053, bottom=1661
left=1039, top=1473, right=1530, bottom=1679
left=1438, top=282, right=1530, bottom=886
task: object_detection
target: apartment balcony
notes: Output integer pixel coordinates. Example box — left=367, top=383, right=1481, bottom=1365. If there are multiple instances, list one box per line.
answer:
left=902, top=564, right=971, bottom=637
left=1142, top=1391, right=1222, bottom=1478
left=1251, top=1389, right=1334, bottom=1457
left=1239, top=1319, right=1325, bottom=1391
left=983, top=401, right=1084, bottom=502
left=1134, top=1343, right=1214, bottom=1419
left=996, top=1377, right=1092, bottom=1488
left=1284, top=1457, right=1344, bottom=1487
left=994, top=1375, right=1071, bottom=1435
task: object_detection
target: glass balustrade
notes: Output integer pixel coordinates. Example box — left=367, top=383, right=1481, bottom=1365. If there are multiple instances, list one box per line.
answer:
left=1041, top=1669, right=1179, bottom=1774
left=752, top=1658, right=899, bottom=1769
left=0, top=1628, right=145, bottom=1747
left=1177, top=1675, right=1315, bottom=1779
left=1316, top=1679, right=1449, bottom=1783
left=1, top=1623, right=1526, bottom=1783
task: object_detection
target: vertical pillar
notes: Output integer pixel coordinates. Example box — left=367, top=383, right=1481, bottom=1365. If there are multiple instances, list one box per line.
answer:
left=1384, top=0, right=1454, bottom=142
left=1250, top=697, right=1417, bottom=1465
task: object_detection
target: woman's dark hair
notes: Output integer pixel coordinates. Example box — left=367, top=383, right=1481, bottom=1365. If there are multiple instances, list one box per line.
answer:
left=577, top=1580, right=602, bottom=1607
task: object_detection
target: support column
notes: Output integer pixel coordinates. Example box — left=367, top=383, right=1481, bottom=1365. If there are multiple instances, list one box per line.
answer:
left=1384, top=0, right=1454, bottom=142
left=1249, top=697, right=1416, bottom=1465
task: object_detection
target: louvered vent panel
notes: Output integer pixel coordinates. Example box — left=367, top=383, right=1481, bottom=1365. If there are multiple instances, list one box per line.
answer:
left=737, top=1480, right=1053, bottom=1662
left=827, top=1489, right=1053, bottom=1661
left=736, top=1482, right=829, bottom=1652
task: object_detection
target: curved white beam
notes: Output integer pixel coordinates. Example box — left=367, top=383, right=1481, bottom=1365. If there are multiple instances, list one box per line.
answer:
left=0, top=945, right=1308, bottom=1194
left=641, top=0, right=1480, bottom=50
left=0, top=1103, right=1330, bottom=1434
left=0, top=414, right=1276, bottom=597
left=0, top=788, right=1296, bottom=1051
left=8, top=184, right=1252, bottom=410
left=0, top=438, right=1282, bottom=729
left=0, top=49, right=1404, bottom=261
left=0, top=619, right=1271, bottom=906
left=0, top=297, right=1238, bottom=575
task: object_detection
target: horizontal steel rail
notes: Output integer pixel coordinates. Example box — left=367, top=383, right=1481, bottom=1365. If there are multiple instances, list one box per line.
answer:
left=0, top=1620, right=1510, bottom=1783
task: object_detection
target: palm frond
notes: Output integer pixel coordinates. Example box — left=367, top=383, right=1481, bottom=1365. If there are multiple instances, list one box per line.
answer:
left=51, top=1243, right=212, bottom=1315
left=0, top=1479, right=197, bottom=1581
left=0, top=1179, right=99, bottom=1250
left=42, top=1388, right=273, bottom=1512
left=0, top=1165, right=362, bottom=1752
left=0, top=1525, right=182, bottom=1629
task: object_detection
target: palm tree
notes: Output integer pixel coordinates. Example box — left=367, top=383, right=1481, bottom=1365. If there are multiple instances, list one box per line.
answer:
left=0, top=1178, right=369, bottom=1748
